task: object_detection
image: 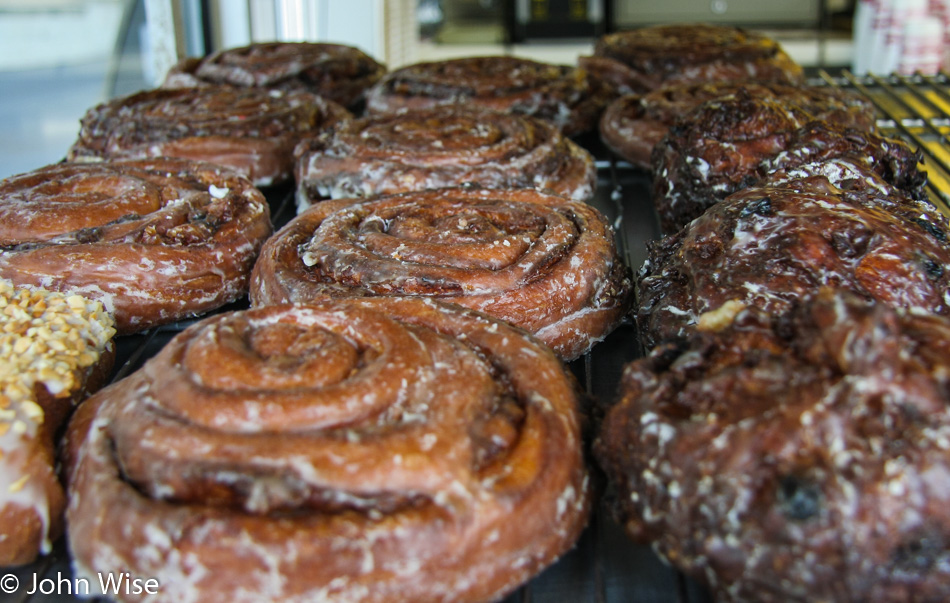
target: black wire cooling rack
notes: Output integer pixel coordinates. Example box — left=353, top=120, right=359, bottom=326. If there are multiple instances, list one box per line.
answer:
left=4, top=69, right=950, bottom=603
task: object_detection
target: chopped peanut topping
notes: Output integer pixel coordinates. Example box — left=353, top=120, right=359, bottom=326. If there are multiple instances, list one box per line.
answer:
left=8, top=474, right=28, bottom=493
left=0, top=280, right=116, bottom=430
left=696, top=300, right=748, bottom=333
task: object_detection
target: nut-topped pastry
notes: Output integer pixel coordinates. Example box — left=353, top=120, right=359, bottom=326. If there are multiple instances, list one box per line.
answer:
left=0, top=280, right=114, bottom=566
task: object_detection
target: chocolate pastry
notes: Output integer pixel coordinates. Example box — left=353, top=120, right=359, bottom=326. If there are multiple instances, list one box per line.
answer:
left=598, top=288, right=950, bottom=602
left=600, top=82, right=875, bottom=170
left=652, top=90, right=925, bottom=233
left=581, top=24, right=803, bottom=96
left=638, top=161, right=950, bottom=350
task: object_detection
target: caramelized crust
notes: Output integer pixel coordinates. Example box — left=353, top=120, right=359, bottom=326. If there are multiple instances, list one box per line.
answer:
left=250, top=187, right=632, bottom=360
left=638, top=163, right=950, bottom=350
left=600, top=82, right=875, bottom=170
left=0, top=159, right=273, bottom=334
left=67, top=299, right=590, bottom=602
left=67, top=87, right=350, bottom=186
left=163, top=42, right=386, bottom=108
left=598, top=289, right=950, bottom=601
left=294, top=106, right=596, bottom=209
left=652, top=90, right=925, bottom=233
left=582, top=24, right=803, bottom=96
left=365, top=56, right=611, bottom=136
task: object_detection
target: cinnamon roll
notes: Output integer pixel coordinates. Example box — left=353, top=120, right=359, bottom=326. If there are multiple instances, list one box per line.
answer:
left=652, top=89, right=925, bottom=233
left=66, top=299, right=590, bottom=602
left=295, top=106, right=595, bottom=210
left=0, top=281, right=114, bottom=566
left=600, top=82, right=875, bottom=170
left=67, top=87, right=350, bottom=187
left=637, top=161, right=950, bottom=350
left=250, top=187, right=632, bottom=360
left=163, top=42, right=386, bottom=109
left=598, top=289, right=950, bottom=601
left=365, top=56, right=610, bottom=136
left=581, top=23, right=803, bottom=96
left=0, top=159, right=273, bottom=334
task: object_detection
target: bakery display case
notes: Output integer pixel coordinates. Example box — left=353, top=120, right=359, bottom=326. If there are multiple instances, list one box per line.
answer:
left=4, top=0, right=950, bottom=600
left=2, top=67, right=949, bottom=602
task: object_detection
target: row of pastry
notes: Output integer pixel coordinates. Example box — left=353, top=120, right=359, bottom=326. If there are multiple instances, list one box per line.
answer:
left=595, top=24, right=950, bottom=603
left=9, top=21, right=945, bottom=601
left=0, top=36, right=638, bottom=603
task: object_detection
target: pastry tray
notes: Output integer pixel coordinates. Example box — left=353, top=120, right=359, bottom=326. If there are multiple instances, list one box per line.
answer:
left=3, top=69, right=950, bottom=603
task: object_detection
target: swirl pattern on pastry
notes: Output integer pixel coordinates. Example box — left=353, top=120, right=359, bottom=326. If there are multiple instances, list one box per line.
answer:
left=365, top=56, right=610, bottom=136
left=163, top=42, right=386, bottom=109
left=250, top=187, right=632, bottom=360
left=581, top=24, right=803, bottom=96
left=66, top=298, right=590, bottom=603
left=597, top=289, right=950, bottom=601
left=652, top=89, right=925, bottom=233
left=600, top=82, right=876, bottom=170
left=0, top=159, right=273, bottom=334
left=637, top=162, right=950, bottom=350
left=294, top=106, right=595, bottom=210
left=67, top=87, right=350, bottom=186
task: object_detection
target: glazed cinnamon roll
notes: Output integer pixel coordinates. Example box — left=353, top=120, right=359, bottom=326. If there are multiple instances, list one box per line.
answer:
left=0, top=281, right=114, bottom=566
left=250, top=187, right=632, bottom=360
left=653, top=89, right=925, bottom=233
left=600, top=82, right=875, bottom=170
left=0, top=159, right=273, bottom=334
left=67, top=87, right=350, bottom=186
left=581, top=23, right=803, bottom=96
left=638, top=161, right=950, bottom=350
left=163, top=42, right=386, bottom=109
left=66, top=299, right=590, bottom=603
left=295, top=106, right=595, bottom=210
left=365, top=56, right=610, bottom=136
left=598, top=289, right=950, bottom=601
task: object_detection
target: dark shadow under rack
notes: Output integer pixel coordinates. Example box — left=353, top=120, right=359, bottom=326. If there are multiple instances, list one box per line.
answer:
left=4, top=69, right=950, bottom=603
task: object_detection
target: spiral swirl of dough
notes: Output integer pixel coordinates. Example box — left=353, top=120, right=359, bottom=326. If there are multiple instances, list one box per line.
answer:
left=365, top=56, right=609, bottom=136
left=68, top=87, right=350, bottom=186
left=66, top=298, right=590, bottom=603
left=251, top=187, right=632, bottom=360
left=295, top=106, right=595, bottom=209
left=0, top=159, right=273, bottom=333
left=163, top=42, right=386, bottom=108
